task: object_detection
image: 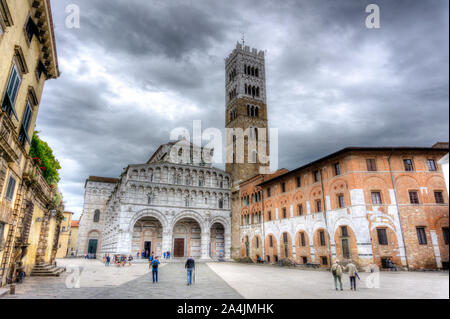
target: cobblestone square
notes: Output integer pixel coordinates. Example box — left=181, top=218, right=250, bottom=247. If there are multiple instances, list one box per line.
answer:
left=2, top=259, right=448, bottom=299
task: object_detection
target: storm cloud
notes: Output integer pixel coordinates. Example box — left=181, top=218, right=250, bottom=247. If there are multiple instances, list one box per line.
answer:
left=38, top=0, right=449, bottom=218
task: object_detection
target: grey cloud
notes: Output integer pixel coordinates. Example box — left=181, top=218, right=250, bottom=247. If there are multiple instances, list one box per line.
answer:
left=40, top=0, right=448, bottom=218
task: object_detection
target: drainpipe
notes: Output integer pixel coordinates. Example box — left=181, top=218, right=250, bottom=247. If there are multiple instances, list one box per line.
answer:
left=319, top=167, right=333, bottom=269
left=388, top=149, right=410, bottom=270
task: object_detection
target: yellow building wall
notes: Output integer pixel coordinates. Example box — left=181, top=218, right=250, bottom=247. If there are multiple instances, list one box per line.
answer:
left=56, top=212, right=72, bottom=258
left=44, top=216, right=57, bottom=263
left=21, top=203, right=46, bottom=274
left=0, top=0, right=46, bottom=151
left=68, top=226, right=79, bottom=256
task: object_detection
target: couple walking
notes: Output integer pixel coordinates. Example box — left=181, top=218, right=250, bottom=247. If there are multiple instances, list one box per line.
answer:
left=148, top=255, right=196, bottom=285
left=331, top=260, right=359, bottom=291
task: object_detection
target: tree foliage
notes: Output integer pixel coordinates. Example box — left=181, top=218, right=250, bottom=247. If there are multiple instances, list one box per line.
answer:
left=29, top=131, right=61, bottom=185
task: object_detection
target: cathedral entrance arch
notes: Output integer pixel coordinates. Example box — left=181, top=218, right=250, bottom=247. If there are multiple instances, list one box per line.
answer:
left=132, top=217, right=163, bottom=258
left=172, top=218, right=202, bottom=258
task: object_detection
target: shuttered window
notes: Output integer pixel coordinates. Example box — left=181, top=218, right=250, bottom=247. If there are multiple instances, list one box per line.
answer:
left=2, top=63, right=21, bottom=119
left=366, top=159, right=377, bottom=171
left=19, top=102, right=33, bottom=145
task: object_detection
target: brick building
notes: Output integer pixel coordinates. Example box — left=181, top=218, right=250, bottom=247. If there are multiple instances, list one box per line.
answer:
left=239, top=145, right=449, bottom=270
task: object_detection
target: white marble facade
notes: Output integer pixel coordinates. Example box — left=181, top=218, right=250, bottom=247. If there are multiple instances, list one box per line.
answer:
left=77, top=140, right=232, bottom=260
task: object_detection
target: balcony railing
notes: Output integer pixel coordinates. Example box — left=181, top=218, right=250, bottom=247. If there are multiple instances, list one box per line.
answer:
left=23, top=157, right=53, bottom=201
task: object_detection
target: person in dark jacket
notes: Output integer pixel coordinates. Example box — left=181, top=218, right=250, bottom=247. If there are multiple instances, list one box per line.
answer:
left=185, top=256, right=195, bottom=285
left=151, top=256, right=160, bottom=283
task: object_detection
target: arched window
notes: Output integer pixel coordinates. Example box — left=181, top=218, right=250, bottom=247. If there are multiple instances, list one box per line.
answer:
left=255, top=68, right=259, bottom=77
left=218, top=199, right=224, bottom=209
left=255, top=107, right=259, bottom=117
left=251, top=67, right=255, bottom=76
left=256, top=87, right=260, bottom=97
left=93, top=210, right=100, bottom=222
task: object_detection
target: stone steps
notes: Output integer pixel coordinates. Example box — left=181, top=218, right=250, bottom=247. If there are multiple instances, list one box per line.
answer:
left=30, top=263, right=65, bottom=277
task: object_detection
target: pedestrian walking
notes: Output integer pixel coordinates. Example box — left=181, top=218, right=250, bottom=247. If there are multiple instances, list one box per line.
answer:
left=345, top=261, right=358, bottom=291
left=151, top=256, right=160, bottom=283
left=105, top=255, right=110, bottom=267
left=331, top=260, right=344, bottom=291
left=163, top=251, right=166, bottom=259
left=185, top=256, right=195, bottom=286
left=128, top=255, right=133, bottom=266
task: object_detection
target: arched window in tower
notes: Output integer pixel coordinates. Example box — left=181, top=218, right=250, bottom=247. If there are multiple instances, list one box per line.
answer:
left=256, top=87, right=260, bottom=97
left=255, top=107, right=259, bottom=117
left=255, top=68, right=259, bottom=77
left=247, top=65, right=251, bottom=75
left=93, top=210, right=100, bottom=222
left=251, top=67, right=255, bottom=76
left=218, top=198, right=224, bottom=209
left=247, top=104, right=250, bottom=116
left=244, top=64, right=247, bottom=74
left=251, top=86, right=255, bottom=97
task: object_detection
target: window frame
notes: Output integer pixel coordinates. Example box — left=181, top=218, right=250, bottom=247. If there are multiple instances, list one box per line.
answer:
left=434, top=191, right=444, bottom=204
left=334, top=162, right=341, bottom=176
left=366, top=158, right=377, bottom=171
left=313, top=170, right=319, bottom=183
left=316, top=199, right=322, bottom=213
left=319, top=230, right=326, bottom=246
left=371, top=191, right=382, bottom=205
left=5, top=175, right=16, bottom=201
left=443, top=227, right=449, bottom=245
left=409, top=191, right=420, bottom=205
left=337, top=194, right=345, bottom=208
left=282, top=207, right=287, bottom=219
left=298, top=204, right=303, bottom=216
left=403, top=159, right=414, bottom=171
left=377, top=228, right=388, bottom=245
left=427, top=159, right=437, bottom=171
left=416, top=227, right=427, bottom=245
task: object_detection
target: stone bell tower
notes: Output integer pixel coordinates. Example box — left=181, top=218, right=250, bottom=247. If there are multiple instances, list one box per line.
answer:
left=224, top=42, right=270, bottom=258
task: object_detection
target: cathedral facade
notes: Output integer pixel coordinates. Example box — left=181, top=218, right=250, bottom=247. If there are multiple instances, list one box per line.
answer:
left=77, top=140, right=232, bottom=260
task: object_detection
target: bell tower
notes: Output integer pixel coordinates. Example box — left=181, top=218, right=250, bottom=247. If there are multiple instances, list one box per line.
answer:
left=225, top=42, right=270, bottom=258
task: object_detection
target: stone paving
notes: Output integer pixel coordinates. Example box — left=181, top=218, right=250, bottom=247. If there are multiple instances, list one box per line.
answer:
left=208, top=262, right=450, bottom=299
left=2, top=259, right=448, bottom=299
left=3, top=259, right=242, bottom=299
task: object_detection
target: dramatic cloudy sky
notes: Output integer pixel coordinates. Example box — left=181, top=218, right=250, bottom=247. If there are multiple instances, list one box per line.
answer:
left=39, top=0, right=449, bottom=219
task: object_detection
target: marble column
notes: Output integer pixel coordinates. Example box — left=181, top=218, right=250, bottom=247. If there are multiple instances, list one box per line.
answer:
left=201, top=231, right=211, bottom=260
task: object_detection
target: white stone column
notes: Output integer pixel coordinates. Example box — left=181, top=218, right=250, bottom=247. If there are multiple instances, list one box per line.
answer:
left=162, top=231, right=172, bottom=256
left=201, top=231, right=211, bottom=260
left=224, top=230, right=231, bottom=260
left=430, top=230, right=442, bottom=268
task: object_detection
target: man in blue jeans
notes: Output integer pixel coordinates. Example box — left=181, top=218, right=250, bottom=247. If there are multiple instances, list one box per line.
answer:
left=185, top=256, right=195, bottom=285
left=151, top=256, right=160, bottom=283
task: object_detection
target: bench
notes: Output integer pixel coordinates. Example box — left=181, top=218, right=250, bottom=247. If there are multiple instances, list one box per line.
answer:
left=306, top=262, right=320, bottom=269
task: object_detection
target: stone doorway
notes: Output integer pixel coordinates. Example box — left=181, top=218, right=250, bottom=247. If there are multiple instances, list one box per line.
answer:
left=174, top=238, right=185, bottom=257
